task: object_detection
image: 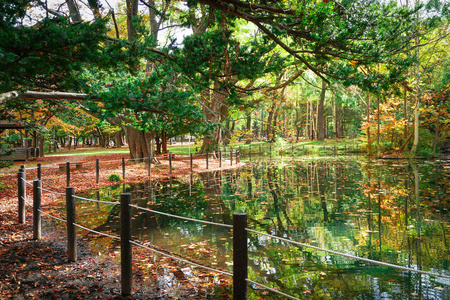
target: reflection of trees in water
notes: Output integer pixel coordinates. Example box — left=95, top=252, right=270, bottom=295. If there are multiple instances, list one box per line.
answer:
left=74, top=159, right=449, bottom=298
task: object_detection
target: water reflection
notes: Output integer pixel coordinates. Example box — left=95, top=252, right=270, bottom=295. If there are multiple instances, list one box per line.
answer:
left=74, top=158, right=449, bottom=299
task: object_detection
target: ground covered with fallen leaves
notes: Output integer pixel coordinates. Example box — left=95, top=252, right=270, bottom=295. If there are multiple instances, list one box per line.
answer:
left=0, top=149, right=235, bottom=299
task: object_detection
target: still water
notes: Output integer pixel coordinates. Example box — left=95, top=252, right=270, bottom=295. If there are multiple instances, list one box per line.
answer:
left=74, top=157, right=450, bottom=299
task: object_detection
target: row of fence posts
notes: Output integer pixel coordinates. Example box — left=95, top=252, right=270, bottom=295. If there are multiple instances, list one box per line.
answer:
left=48, top=151, right=242, bottom=188
left=16, top=151, right=249, bottom=299
left=236, top=143, right=359, bottom=159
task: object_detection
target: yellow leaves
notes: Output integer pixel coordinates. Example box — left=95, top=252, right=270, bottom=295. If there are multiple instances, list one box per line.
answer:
left=350, top=59, right=358, bottom=66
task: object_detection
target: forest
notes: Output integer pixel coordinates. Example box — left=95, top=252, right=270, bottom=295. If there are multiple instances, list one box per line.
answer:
left=1, top=1, right=450, bottom=299
left=1, top=0, right=449, bottom=162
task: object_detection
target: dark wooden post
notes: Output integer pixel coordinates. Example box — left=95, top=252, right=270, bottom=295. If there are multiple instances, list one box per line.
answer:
left=148, top=155, right=151, bottom=177
left=206, top=152, right=209, bottom=169
left=66, top=162, right=70, bottom=187
left=96, top=159, right=100, bottom=184
left=120, top=193, right=132, bottom=296
left=190, top=154, right=193, bottom=172
left=33, top=179, right=42, bottom=240
left=37, top=163, right=42, bottom=180
left=169, top=154, right=172, bottom=174
left=122, top=157, right=126, bottom=180
left=18, top=170, right=26, bottom=224
left=334, top=145, right=337, bottom=156
left=233, top=213, right=248, bottom=300
left=219, top=151, right=222, bottom=168
left=66, top=187, right=77, bottom=261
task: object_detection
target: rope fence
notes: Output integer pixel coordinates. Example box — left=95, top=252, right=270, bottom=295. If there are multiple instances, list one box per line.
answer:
left=73, top=195, right=120, bottom=205
left=73, top=223, right=121, bottom=240
left=13, top=141, right=446, bottom=300
left=130, top=240, right=233, bottom=277
left=130, top=204, right=233, bottom=228
left=245, top=228, right=450, bottom=280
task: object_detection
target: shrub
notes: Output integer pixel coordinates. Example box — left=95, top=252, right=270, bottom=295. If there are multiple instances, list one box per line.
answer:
left=108, top=174, right=121, bottom=181
left=0, top=160, right=13, bottom=169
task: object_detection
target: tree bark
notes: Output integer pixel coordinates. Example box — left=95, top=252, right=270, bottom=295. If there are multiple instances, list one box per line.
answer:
left=376, top=94, right=381, bottom=157
left=317, top=79, right=327, bottom=140
left=366, top=91, right=371, bottom=155
left=66, top=0, right=82, bottom=22
left=123, top=126, right=155, bottom=161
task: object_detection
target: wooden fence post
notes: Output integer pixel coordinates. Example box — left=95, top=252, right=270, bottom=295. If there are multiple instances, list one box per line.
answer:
left=66, top=186, right=77, bottom=261
left=122, top=157, right=126, bottom=180
left=18, top=170, right=26, bottom=224
left=206, top=152, right=209, bottom=169
left=148, top=155, right=151, bottom=177
left=33, top=179, right=42, bottom=240
left=169, top=154, right=173, bottom=174
left=233, top=213, right=248, bottom=300
left=66, top=162, right=70, bottom=187
left=219, top=151, right=222, bottom=168
left=37, top=163, right=42, bottom=180
left=190, top=154, right=193, bottom=172
left=96, top=159, right=100, bottom=184
left=121, top=193, right=132, bottom=296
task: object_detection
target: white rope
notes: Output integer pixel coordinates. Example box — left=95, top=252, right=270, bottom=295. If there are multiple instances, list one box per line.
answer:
left=40, top=187, right=65, bottom=196
left=24, top=166, right=38, bottom=170
left=38, top=209, right=66, bottom=223
left=73, top=223, right=121, bottom=240
left=41, top=164, right=58, bottom=169
left=245, top=228, right=450, bottom=280
left=22, top=178, right=33, bottom=186
left=129, top=204, right=233, bottom=228
left=41, top=176, right=61, bottom=181
left=73, top=195, right=119, bottom=205
left=130, top=240, right=233, bottom=277
left=23, top=196, right=33, bottom=207
left=99, top=159, right=123, bottom=164
left=246, top=279, right=300, bottom=300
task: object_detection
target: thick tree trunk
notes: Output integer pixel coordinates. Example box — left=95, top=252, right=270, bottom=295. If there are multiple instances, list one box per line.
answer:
left=199, top=83, right=229, bottom=154
left=161, top=131, right=168, bottom=153
left=123, top=126, right=155, bottom=161
left=317, top=79, right=327, bottom=140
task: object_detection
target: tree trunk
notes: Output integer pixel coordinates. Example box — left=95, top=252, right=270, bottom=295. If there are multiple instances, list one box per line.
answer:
left=317, top=79, right=327, bottom=140
left=411, top=8, right=421, bottom=154
left=38, top=136, right=45, bottom=157
left=199, top=83, right=229, bottom=154
left=126, top=0, right=139, bottom=41
left=123, top=126, right=155, bottom=161
left=432, top=96, right=443, bottom=153
left=66, top=0, right=82, bottom=22
left=377, top=94, right=381, bottom=157
left=366, top=91, right=371, bottom=155
left=245, top=113, right=252, bottom=144
left=161, top=131, right=168, bottom=153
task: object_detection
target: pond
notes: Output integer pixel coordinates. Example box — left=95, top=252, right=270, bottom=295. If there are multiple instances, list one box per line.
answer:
left=70, top=156, right=450, bottom=299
